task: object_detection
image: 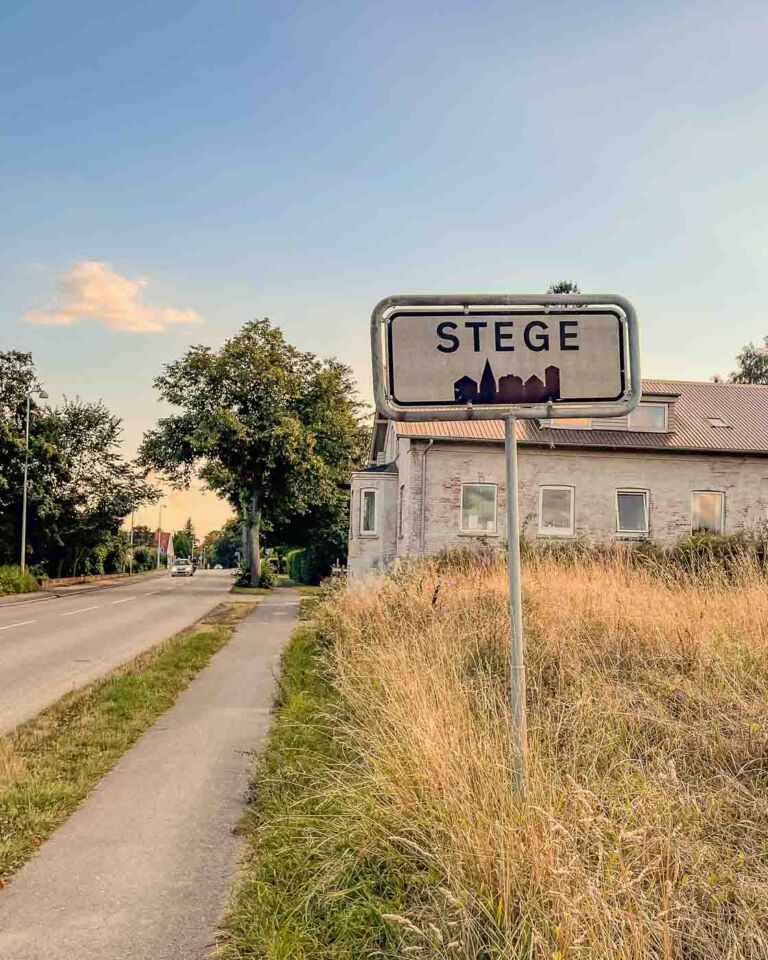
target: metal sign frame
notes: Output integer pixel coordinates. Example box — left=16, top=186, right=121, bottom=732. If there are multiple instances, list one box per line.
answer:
left=370, top=293, right=641, bottom=793
left=371, top=293, right=641, bottom=422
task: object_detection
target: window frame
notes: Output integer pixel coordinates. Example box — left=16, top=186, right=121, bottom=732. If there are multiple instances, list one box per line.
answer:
left=615, top=488, right=649, bottom=537
left=359, top=487, right=378, bottom=536
left=459, top=482, right=498, bottom=535
left=538, top=485, right=575, bottom=537
left=629, top=402, right=668, bottom=433
left=691, top=490, right=725, bottom=535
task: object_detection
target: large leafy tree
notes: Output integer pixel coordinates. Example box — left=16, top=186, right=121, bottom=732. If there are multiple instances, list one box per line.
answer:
left=139, top=318, right=369, bottom=584
left=729, top=342, right=768, bottom=384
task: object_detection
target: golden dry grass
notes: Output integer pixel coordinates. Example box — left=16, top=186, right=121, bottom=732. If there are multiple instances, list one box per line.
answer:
left=315, top=554, right=768, bottom=958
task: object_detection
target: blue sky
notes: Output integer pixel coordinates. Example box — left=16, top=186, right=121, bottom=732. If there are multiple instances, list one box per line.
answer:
left=2, top=0, right=767, bottom=528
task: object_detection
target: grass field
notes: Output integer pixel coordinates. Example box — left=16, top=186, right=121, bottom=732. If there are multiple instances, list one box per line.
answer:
left=222, top=553, right=768, bottom=959
left=0, top=600, right=255, bottom=884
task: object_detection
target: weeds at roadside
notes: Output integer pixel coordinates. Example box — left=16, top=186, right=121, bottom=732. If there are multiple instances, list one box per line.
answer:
left=222, top=553, right=768, bottom=959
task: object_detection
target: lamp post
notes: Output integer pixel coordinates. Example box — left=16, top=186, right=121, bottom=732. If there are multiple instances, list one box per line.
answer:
left=156, top=504, right=165, bottom=569
left=128, top=505, right=135, bottom=576
left=20, top=389, right=49, bottom=572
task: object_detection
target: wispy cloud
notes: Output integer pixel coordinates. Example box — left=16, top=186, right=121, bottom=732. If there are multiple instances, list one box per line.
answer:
left=24, top=260, right=203, bottom=333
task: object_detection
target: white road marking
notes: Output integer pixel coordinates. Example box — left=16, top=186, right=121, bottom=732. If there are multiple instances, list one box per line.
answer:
left=60, top=605, right=99, bottom=618
left=0, top=619, right=36, bottom=631
left=112, top=597, right=136, bottom=605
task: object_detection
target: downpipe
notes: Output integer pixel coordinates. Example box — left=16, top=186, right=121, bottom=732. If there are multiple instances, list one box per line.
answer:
left=420, top=439, right=434, bottom=554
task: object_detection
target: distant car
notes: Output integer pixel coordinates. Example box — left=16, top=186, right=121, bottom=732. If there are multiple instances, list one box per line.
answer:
left=214, top=564, right=223, bottom=570
left=171, top=558, right=194, bottom=577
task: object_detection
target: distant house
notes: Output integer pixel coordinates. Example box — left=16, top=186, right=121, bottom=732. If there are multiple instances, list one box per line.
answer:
left=348, top=379, right=768, bottom=574
left=154, top=530, right=175, bottom=564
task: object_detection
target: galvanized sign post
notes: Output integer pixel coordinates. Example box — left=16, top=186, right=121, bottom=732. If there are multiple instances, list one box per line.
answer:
left=371, top=294, right=641, bottom=791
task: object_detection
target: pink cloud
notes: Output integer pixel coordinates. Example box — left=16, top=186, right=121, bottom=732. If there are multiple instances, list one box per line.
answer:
left=24, top=260, right=203, bottom=333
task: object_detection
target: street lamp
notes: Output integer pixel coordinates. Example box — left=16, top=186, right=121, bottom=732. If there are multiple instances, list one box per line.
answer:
left=20, top=389, right=49, bottom=572
left=156, top=503, right=165, bottom=570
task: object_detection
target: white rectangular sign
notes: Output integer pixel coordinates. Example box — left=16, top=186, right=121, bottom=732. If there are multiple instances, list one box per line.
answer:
left=371, top=294, right=640, bottom=421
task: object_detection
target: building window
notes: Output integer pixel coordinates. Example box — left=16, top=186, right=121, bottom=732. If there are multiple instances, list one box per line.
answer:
left=616, top=490, right=649, bottom=535
left=545, top=417, right=592, bottom=429
left=360, top=488, right=377, bottom=535
left=539, top=486, right=575, bottom=537
left=692, top=491, right=724, bottom=534
left=707, top=416, right=730, bottom=428
left=460, top=483, right=497, bottom=533
left=629, top=402, right=667, bottom=432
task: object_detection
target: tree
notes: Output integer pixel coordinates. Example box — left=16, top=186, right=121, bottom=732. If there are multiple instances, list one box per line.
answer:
left=729, top=342, right=768, bottom=384
left=201, top=519, right=240, bottom=567
left=0, top=351, right=157, bottom=574
left=33, top=398, right=158, bottom=576
left=131, top=524, right=156, bottom=547
left=547, top=280, right=580, bottom=294
left=140, top=319, right=369, bottom=584
left=172, top=519, right=196, bottom=559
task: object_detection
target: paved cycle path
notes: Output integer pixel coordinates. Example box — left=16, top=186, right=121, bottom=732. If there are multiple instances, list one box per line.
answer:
left=0, top=588, right=299, bottom=959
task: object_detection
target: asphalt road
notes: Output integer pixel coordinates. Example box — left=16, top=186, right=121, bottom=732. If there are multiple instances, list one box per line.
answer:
left=0, top=589, right=299, bottom=960
left=0, top=569, right=233, bottom=733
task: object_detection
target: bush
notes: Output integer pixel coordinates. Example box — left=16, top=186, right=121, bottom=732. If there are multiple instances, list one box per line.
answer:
left=258, top=559, right=276, bottom=589
left=287, top=549, right=310, bottom=584
left=0, top=565, right=40, bottom=595
left=131, top=546, right=155, bottom=573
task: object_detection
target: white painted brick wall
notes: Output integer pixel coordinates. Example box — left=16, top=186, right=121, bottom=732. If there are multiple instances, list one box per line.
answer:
left=347, top=473, right=398, bottom=574
left=409, top=441, right=768, bottom=552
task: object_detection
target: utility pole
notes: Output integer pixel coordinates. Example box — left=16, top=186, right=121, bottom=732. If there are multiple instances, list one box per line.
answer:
left=20, top=388, right=49, bottom=571
left=128, top=505, right=135, bottom=576
left=156, top=504, right=165, bottom=570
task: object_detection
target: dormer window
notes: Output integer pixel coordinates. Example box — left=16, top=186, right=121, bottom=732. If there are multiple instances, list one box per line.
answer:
left=548, top=417, right=591, bottom=430
left=629, top=402, right=667, bottom=432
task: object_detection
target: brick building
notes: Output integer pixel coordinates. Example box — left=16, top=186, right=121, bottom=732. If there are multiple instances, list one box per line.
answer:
left=348, top=379, right=768, bottom=575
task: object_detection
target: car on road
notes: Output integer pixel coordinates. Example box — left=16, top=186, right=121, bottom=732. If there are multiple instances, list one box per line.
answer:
left=171, top=558, right=194, bottom=577
left=214, top=564, right=223, bottom=570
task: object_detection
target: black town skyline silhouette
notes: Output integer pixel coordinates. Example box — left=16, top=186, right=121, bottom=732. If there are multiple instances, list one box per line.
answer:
left=454, top=360, right=561, bottom=404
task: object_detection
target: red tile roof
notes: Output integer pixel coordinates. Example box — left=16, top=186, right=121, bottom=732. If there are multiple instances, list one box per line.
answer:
left=390, top=379, right=768, bottom=456
left=154, top=530, right=172, bottom=552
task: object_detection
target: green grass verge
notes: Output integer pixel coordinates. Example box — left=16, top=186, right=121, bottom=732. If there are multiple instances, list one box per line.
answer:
left=0, top=600, right=256, bottom=884
left=231, top=585, right=273, bottom=596
left=219, top=627, right=412, bottom=959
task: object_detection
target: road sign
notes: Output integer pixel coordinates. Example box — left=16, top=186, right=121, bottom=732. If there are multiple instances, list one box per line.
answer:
left=369, top=293, right=641, bottom=793
left=371, top=293, right=640, bottom=421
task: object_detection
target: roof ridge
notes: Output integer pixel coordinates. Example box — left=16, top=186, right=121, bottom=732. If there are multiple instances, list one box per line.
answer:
left=643, top=377, right=768, bottom=389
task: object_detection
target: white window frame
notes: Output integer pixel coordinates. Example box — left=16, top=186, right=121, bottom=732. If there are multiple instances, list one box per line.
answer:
left=459, top=482, right=498, bottom=535
left=615, top=489, right=649, bottom=537
left=360, top=488, right=378, bottom=536
left=629, top=402, right=668, bottom=433
left=538, top=485, right=575, bottom=537
left=691, top=490, right=725, bottom=535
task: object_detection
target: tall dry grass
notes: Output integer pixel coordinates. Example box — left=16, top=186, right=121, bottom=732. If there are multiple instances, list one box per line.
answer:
left=317, top=553, right=768, bottom=958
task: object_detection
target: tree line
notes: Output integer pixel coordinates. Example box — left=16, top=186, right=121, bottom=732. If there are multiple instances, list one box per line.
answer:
left=2, top=319, right=369, bottom=586
left=1, top=350, right=156, bottom=577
